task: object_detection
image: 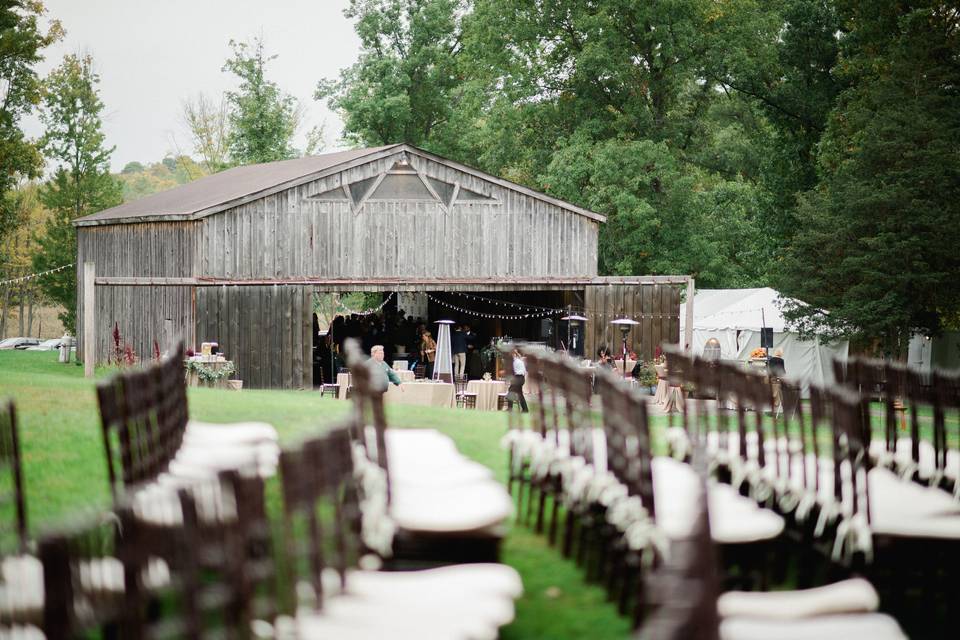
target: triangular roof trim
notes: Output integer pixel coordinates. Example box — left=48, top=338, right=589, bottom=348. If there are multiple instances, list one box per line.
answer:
left=74, top=143, right=606, bottom=227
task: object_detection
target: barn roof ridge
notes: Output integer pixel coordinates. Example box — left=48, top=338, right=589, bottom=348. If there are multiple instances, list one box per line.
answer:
left=73, top=143, right=606, bottom=227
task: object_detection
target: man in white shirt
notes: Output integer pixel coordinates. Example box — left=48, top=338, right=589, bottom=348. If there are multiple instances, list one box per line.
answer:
left=507, top=347, right=528, bottom=413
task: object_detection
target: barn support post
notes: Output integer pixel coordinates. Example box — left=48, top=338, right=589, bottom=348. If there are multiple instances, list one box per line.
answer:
left=684, top=277, right=695, bottom=353
left=83, top=261, right=96, bottom=377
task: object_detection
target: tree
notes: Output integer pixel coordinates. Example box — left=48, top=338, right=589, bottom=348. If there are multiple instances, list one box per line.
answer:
left=223, top=38, right=301, bottom=164
left=778, top=1, right=960, bottom=357
left=0, top=0, right=62, bottom=261
left=316, top=0, right=477, bottom=157
left=33, top=53, right=122, bottom=333
left=181, top=92, right=232, bottom=171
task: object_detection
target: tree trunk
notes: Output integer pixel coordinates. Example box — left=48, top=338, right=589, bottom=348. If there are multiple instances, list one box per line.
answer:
left=27, top=288, right=35, bottom=336
left=18, top=285, right=25, bottom=336
left=0, top=282, right=9, bottom=339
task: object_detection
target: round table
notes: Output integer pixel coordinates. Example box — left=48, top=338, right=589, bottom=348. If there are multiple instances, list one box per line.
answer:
left=337, top=369, right=415, bottom=399
left=466, top=379, right=507, bottom=411
left=384, top=381, right=455, bottom=407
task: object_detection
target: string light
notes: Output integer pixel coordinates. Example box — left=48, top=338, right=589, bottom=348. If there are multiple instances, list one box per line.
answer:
left=0, top=264, right=74, bottom=286
left=446, top=290, right=675, bottom=321
left=427, top=293, right=564, bottom=320
left=339, top=291, right=396, bottom=316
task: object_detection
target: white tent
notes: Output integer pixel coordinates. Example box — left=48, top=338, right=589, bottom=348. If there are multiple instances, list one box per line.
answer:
left=680, top=288, right=848, bottom=389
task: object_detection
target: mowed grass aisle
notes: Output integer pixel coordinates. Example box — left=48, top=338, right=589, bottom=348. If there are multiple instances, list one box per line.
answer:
left=0, top=351, right=631, bottom=640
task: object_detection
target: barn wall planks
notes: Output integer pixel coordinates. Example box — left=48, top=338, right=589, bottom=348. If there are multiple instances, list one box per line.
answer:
left=196, top=149, right=600, bottom=280
left=91, top=285, right=193, bottom=365
left=583, top=284, right=681, bottom=361
left=76, top=222, right=197, bottom=362
left=194, top=285, right=313, bottom=389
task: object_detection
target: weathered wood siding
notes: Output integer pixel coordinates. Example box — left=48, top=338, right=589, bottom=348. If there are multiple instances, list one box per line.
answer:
left=76, top=222, right=198, bottom=363
left=197, top=151, right=599, bottom=279
left=195, top=285, right=313, bottom=389
left=584, top=284, right=681, bottom=360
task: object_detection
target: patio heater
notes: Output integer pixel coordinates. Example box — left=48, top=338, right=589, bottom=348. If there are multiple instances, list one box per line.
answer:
left=433, top=319, right=455, bottom=383
left=560, top=313, right=588, bottom=358
left=610, top=318, right=639, bottom=378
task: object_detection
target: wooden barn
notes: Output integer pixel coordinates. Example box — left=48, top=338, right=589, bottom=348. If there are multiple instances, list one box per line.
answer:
left=74, top=144, right=692, bottom=388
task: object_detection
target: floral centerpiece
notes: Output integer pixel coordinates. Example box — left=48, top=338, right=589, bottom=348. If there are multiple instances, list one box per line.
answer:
left=749, top=347, right=767, bottom=360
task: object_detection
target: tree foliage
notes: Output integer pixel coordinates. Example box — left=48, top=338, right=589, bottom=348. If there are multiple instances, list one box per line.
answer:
left=0, top=0, right=62, bottom=261
left=33, top=53, right=122, bottom=333
left=181, top=92, right=232, bottom=172
left=779, top=1, right=960, bottom=355
left=316, top=0, right=475, bottom=157
left=321, top=0, right=960, bottom=351
left=223, top=38, right=301, bottom=164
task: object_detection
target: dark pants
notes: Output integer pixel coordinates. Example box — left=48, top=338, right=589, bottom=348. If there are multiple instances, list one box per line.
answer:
left=508, top=374, right=528, bottom=413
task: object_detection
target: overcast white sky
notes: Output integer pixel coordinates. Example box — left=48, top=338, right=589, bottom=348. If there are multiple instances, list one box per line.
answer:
left=25, top=0, right=359, bottom=171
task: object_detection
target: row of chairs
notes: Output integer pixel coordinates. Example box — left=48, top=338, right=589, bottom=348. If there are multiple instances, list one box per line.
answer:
left=501, top=345, right=786, bottom=628
left=343, top=340, right=514, bottom=565
left=661, top=346, right=960, bottom=636
left=3, top=341, right=521, bottom=638
left=835, top=357, right=959, bottom=495
left=503, top=345, right=914, bottom=638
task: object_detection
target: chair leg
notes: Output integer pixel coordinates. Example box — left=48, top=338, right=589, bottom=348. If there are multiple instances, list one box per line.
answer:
left=548, top=491, right=561, bottom=546
left=535, top=486, right=548, bottom=534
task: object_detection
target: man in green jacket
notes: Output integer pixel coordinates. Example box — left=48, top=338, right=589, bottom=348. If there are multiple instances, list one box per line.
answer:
left=371, top=345, right=404, bottom=392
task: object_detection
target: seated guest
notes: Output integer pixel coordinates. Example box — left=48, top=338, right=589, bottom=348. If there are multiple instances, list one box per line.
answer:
left=371, top=345, right=404, bottom=391
left=597, top=347, right=614, bottom=369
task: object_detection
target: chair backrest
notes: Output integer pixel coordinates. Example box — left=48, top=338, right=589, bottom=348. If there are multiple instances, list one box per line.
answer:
left=116, top=470, right=270, bottom=639
left=344, top=339, right=392, bottom=503
left=0, top=400, right=27, bottom=552
left=38, top=510, right=127, bottom=639
left=96, top=342, right=188, bottom=499
left=278, top=425, right=360, bottom=612
left=637, top=446, right=720, bottom=640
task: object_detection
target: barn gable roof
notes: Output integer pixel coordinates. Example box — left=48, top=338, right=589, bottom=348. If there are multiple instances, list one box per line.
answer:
left=74, top=144, right=606, bottom=227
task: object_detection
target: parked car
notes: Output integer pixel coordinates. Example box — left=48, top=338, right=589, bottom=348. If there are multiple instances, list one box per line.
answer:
left=26, top=338, right=63, bottom=351
left=0, top=337, right=40, bottom=350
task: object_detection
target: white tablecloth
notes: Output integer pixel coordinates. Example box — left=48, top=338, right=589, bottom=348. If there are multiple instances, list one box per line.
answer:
left=337, top=369, right=415, bottom=399
left=465, top=380, right=507, bottom=411
left=385, top=381, right=455, bottom=408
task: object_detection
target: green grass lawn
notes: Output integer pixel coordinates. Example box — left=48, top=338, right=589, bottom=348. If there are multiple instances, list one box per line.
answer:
left=0, top=350, right=631, bottom=640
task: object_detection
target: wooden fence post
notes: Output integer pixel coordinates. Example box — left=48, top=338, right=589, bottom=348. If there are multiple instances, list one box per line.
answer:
left=684, top=277, right=695, bottom=353
left=83, top=262, right=95, bottom=378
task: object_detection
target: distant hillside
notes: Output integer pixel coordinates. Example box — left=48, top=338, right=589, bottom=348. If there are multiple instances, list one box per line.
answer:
left=115, top=156, right=210, bottom=202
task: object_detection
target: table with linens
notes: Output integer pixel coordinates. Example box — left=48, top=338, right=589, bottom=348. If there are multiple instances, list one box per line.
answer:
left=384, top=381, right=455, bottom=407
left=337, top=369, right=415, bottom=399
left=465, top=379, right=507, bottom=411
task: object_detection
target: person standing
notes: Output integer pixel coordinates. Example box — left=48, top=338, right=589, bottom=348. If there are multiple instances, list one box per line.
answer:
left=507, top=347, right=529, bottom=413
left=420, top=330, right=437, bottom=379
left=451, top=324, right=467, bottom=379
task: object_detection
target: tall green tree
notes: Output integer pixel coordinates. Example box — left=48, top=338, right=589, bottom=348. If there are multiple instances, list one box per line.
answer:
left=33, top=53, right=122, bottom=333
left=0, top=1, right=62, bottom=260
left=316, top=0, right=480, bottom=159
left=223, top=38, right=301, bottom=164
left=778, top=1, right=960, bottom=356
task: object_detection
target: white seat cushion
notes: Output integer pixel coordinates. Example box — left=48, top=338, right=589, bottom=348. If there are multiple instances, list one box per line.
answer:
left=0, top=625, right=45, bottom=640
left=389, top=453, right=495, bottom=488
left=0, top=555, right=43, bottom=621
left=720, top=613, right=907, bottom=640
left=326, top=564, right=523, bottom=601
left=184, top=419, right=278, bottom=445
left=718, top=579, right=878, bottom=620
left=391, top=481, right=513, bottom=533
